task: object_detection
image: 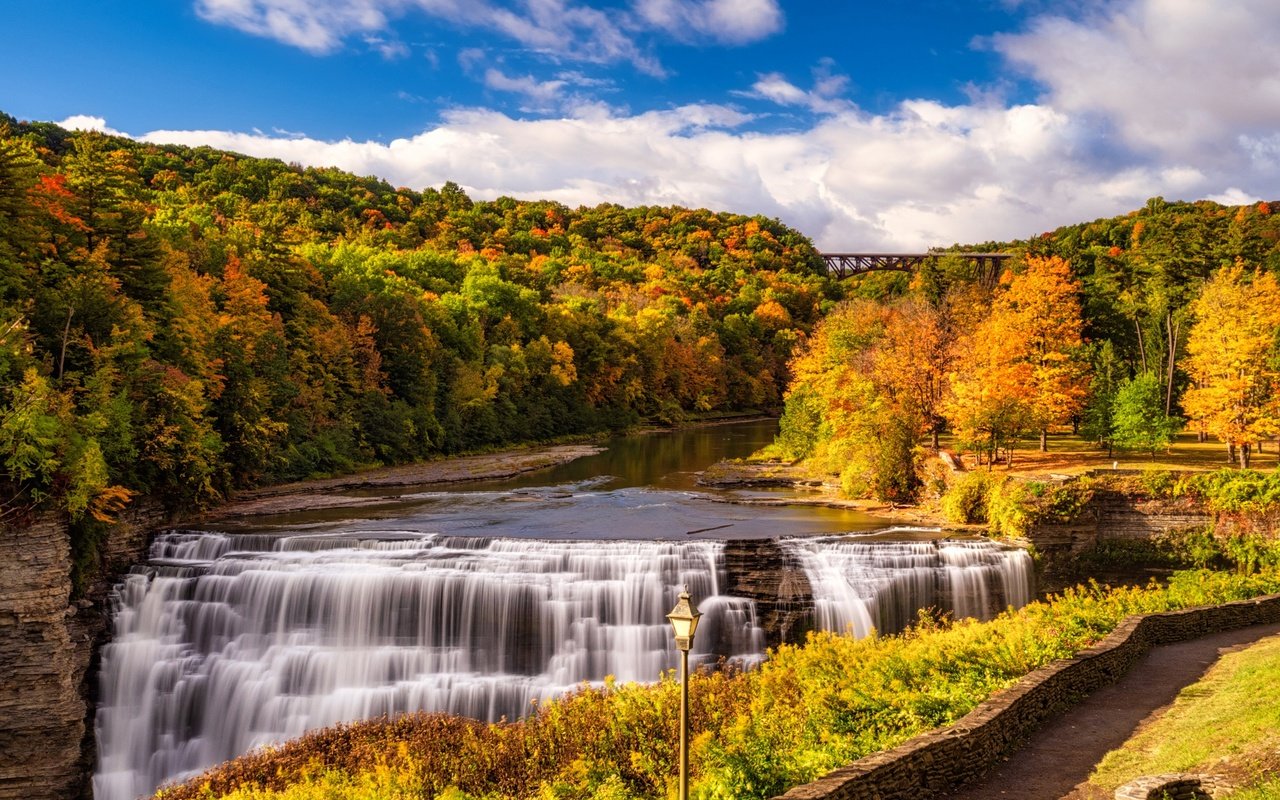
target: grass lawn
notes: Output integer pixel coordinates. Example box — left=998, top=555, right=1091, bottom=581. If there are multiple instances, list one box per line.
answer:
left=1086, top=634, right=1280, bottom=798
left=939, top=431, right=1280, bottom=479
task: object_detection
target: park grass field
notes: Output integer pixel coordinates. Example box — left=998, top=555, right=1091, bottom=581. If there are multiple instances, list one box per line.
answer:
left=946, top=431, right=1280, bottom=479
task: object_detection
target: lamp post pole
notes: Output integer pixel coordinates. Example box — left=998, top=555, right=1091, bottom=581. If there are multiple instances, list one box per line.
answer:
left=667, top=588, right=701, bottom=800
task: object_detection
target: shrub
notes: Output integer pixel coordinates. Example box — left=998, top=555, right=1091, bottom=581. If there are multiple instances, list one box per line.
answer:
left=986, top=479, right=1033, bottom=538
left=1186, top=469, right=1280, bottom=514
left=941, top=471, right=996, bottom=524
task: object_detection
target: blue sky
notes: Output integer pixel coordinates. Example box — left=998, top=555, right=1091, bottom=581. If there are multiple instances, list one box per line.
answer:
left=3, top=1, right=1278, bottom=249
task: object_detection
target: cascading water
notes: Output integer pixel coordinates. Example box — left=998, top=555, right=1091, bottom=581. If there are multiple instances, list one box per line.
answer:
left=783, top=535, right=1034, bottom=637
left=93, top=530, right=763, bottom=800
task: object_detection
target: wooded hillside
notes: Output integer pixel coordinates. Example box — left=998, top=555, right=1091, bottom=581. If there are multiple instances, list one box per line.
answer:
left=0, top=115, right=834, bottom=530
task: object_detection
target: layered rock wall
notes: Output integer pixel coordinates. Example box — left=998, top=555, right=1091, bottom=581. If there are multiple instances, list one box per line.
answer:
left=1029, top=489, right=1214, bottom=585
left=0, top=517, right=84, bottom=800
left=722, top=540, right=814, bottom=649
left=0, top=504, right=167, bottom=800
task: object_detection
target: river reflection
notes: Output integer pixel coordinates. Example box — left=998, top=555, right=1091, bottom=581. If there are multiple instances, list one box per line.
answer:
left=216, top=419, right=890, bottom=539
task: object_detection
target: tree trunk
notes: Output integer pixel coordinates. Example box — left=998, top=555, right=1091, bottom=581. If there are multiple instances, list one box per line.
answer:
left=931, top=427, right=939, bottom=451
left=1164, top=312, right=1180, bottom=416
left=1135, top=319, right=1148, bottom=375
left=57, top=306, right=73, bottom=381
left=1239, top=442, right=1251, bottom=470
left=1039, top=428, right=1047, bottom=452
left=1228, top=442, right=1237, bottom=464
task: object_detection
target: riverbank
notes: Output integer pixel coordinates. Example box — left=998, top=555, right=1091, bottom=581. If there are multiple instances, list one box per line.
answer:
left=697, top=458, right=962, bottom=528
left=205, top=415, right=785, bottom=521
left=202, top=444, right=607, bottom=519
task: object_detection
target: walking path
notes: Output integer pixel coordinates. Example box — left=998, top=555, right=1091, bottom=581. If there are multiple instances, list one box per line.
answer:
left=941, top=621, right=1280, bottom=800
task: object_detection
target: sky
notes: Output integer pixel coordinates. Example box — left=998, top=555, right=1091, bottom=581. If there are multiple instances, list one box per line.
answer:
left=2, top=0, right=1278, bottom=250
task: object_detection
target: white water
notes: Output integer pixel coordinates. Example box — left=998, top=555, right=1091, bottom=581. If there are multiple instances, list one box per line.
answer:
left=783, top=536, right=1034, bottom=638
left=92, top=531, right=762, bottom=800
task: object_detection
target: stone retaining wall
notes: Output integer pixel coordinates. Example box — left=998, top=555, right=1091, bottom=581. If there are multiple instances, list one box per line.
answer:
left=1114, top=773, right=1223, bottom=800
left=772, top=593, right=1280, bottom=800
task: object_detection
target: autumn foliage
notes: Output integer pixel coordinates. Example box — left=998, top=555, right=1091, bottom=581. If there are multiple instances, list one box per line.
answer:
left=0, top=117, right=833, bottom=578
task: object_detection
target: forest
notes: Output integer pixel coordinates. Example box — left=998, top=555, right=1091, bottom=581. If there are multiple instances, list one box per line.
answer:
left=0, top=115, right=834, bottom=538
left=776, top=196, right=1280, bottom=500
left=4, top=113, right=1280, bottom=549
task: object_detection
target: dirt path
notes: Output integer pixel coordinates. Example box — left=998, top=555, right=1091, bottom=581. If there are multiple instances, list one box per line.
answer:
left=941, top=621, right=1280, bottom=800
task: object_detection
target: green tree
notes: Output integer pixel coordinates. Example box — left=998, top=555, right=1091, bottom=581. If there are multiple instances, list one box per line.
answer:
left=1111, top=373, right=1180, bottom=455
left=1082, top=341, right=1124, bottom=456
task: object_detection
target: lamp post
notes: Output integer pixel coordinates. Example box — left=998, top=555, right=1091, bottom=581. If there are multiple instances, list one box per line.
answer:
left=667, top=588, right=701, bottom=800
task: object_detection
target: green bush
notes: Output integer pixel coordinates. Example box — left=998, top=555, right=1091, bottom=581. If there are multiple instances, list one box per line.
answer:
left=941, top=471, right=996, bottom=524
left=1185, top=469, right=1280, bottom=514
left=1137, top=467, right=1179, bottom=499
left=986, top=479, right=1033, bottom=538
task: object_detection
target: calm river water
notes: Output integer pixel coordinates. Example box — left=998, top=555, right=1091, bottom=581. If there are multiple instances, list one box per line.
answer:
left=210, top=418, right=889, bottom=539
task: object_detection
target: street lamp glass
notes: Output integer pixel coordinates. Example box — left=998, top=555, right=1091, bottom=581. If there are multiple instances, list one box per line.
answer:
left=667, top=590, right=702, bottom=646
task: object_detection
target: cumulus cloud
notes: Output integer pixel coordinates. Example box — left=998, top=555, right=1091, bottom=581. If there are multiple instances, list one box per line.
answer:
left=994, top=0, right=1280, bottom=158
left=85, top=0, right=1280, bottom=251
left=57, top=115, right=127, bottom=136
left=116, top=87, right=1269, bottom=252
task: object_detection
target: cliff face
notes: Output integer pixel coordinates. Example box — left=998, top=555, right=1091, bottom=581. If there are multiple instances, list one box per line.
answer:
left=0, top=505, right=167, bottom=800
left=0, top=517, right=85, bottom=800
left=1029, top=489, right=1215, bottom=590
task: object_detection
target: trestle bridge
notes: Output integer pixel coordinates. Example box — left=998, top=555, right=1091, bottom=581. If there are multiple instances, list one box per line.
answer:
left=819, top=252, right=1011, bottom=279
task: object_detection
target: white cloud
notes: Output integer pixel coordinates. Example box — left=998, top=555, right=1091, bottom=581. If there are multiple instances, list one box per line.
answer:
left=57, top=115, right=127, bottom=136
left=994, top=0, right=1280, bottom=158
left=194, top=0, right=394, bottom=53
left=190, top=0, right=755, bottom=74
left=483, top=68, right=568, bottom=108
left=1207, top=187, right=1261, bottom=206
left=89, top=0, right=1280, bottom=252
left=632, top=0, right=783, bottom=44
left=738, top=61, right=854, bottom=115
left=364, top=34, right=410, bottom=59
left=119, top=87, right=1269, bottom=252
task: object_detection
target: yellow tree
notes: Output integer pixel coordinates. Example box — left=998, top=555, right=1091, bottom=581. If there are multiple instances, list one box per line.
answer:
left=873, top=297, right=952, bottom=449
left=1181, top=264, right=1280, bottom=468
left=992, top=255, right=1089, bottom=451
left=944, top=313, right=1034, bottom=467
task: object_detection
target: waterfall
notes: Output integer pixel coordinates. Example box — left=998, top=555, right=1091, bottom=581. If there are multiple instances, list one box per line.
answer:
left=783, top=535, right=1034, bottom=637
left=94, top=528, right=1034, bottom=800
left=93, top=530, right=763, bottom=800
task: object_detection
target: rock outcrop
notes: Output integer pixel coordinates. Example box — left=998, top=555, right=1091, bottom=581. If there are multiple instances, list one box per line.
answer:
left=0, top=504, right=167, bottom=800
left=723, top=539, right=815, bottom=649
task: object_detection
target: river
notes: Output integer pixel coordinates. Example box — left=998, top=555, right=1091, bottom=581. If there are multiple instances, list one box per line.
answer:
left=92, top=420, right=1032, bottom=800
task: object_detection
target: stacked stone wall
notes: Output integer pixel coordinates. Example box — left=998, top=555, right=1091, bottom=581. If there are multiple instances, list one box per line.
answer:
left=773, top=593, right=1280, bottom=799
left=1029, top=489, right=1215, bottom=587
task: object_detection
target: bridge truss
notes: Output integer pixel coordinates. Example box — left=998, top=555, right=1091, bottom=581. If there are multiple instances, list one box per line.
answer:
left=819, top=252, right=1012, bottom=280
